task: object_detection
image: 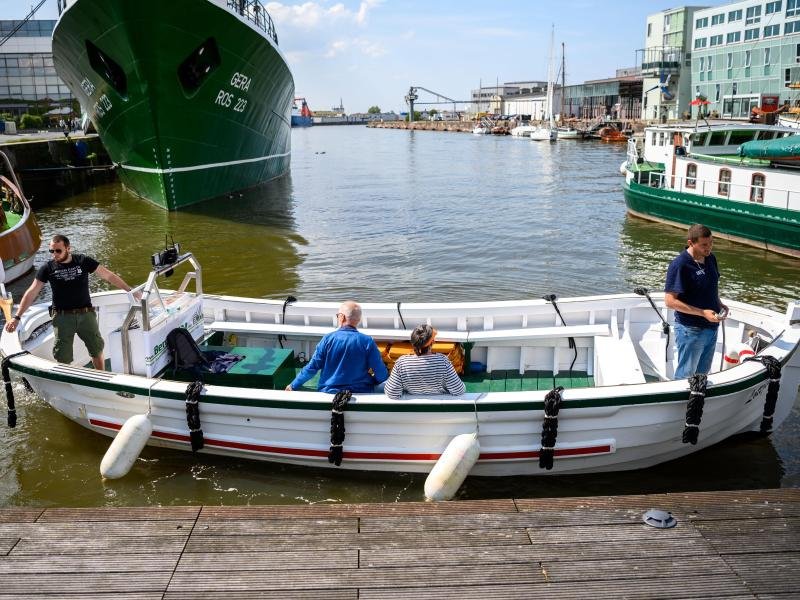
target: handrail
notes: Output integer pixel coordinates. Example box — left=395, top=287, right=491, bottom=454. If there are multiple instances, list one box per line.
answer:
left=120, top=252, right=203, bottom=374
left=226, top=0, right=278, bottom=45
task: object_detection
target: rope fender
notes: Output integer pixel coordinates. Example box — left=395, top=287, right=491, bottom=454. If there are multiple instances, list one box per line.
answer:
left=185, top=380, right=205, bottom=452
left=328, top=390, right=352, bottom=466
left=682, top=373, right=708, bottom=445
left=539, top=386, right=564, bottom=470
left=744, top=355, right=782, bottom=434
left=2, top=351, right=29, bottom=428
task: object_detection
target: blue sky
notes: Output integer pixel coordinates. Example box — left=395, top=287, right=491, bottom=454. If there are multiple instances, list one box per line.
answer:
left=4, top=0, right=724, bottom=113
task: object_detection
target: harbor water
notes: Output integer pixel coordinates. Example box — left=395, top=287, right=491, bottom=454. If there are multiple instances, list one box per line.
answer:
left=1, top=125, right=799, bottom=507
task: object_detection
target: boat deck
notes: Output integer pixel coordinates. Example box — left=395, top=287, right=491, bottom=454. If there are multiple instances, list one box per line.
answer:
left=1, top=488, right=796, bottom=598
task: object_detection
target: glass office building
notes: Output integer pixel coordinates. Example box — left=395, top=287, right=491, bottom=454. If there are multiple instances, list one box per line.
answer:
left=0, top=19, right=75, bottom=118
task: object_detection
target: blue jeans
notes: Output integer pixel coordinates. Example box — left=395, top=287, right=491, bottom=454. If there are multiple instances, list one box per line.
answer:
left=674, top=323, right=718, bottom=379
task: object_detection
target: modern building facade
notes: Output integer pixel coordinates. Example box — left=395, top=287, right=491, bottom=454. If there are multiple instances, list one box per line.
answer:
left=691, top=0, right=800, bottom=119
left=638, top=6, right=705, bottom=122
left=562, top=69, right=644, bottom=120
left=0, top=20, right=75, bottom=118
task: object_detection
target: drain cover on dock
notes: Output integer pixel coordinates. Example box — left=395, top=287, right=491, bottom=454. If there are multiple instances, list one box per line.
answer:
left=643, top=509, right=677, bottom=528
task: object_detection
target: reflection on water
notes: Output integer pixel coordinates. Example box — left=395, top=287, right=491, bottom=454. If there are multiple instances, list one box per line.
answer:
left=1, top=125, right=798, bottom=507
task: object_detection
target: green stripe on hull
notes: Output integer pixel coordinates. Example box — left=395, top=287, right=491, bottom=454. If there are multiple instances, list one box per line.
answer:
left=623, top=180, right=800, bottom=256
left=53, top=0, right=294, bottom=210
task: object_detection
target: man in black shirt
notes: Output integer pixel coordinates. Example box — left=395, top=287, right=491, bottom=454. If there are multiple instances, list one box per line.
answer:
left=5, top=234, right=136, bottom=370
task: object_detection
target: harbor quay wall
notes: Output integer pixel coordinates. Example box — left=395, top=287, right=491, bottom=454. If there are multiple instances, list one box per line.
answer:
left=368, top=119, right=649, bottom=133
left=0, top=133, right=115, bottom=206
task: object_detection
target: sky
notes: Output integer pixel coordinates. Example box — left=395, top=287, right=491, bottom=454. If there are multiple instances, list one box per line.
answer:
left=3, top=0, right=728, bottom=113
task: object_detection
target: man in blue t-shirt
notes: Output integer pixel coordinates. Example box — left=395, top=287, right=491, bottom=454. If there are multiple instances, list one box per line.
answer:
left=664, top=224, right=728, bottom=379
left=5, top=234, right=136, bottom=370
left=285, top=300, right=388, bottom=393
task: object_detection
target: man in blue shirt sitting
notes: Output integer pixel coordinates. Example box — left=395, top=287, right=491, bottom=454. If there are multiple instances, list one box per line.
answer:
left=664, top=224, right=728, bottom=379
left=285, top=300, right=388, bottom=393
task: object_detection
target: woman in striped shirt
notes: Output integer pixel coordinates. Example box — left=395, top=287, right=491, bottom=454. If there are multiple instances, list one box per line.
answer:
left=384, top=325, right=466, bottom=400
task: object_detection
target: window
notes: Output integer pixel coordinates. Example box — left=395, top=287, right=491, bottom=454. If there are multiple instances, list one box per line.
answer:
left=766, top=1, right=782, bottom=14
left=732, top=82, right=738, bottom=94
left=711, top=13, right=725, bottom=25
left=789, top=0, right=800, bottom=16
left=746, top=5, right=761, bottom=23
left=718, top=169, right=731, bottom=197
left=765, top=47, right=771, bottom=65
left=727, top=31, right=741, bottom=43
left=729, top=9, right=743, bottom=20
left=695, top=37, right=707, bottom=49
left=699, top=56, right=705, bottom=72
left=696, top=85, right=701, bottom=97
left=786, top=20, right=800, bottom=34
left=710, top=34, right=723, bottom=46
left=647, top=23, right=652, bottom=37
left=686, top=164, right=697, bottom=189
left=745, top=50, right=752, bottom=67
left=750, top=173, right=765, bottom=203
left=745, top=28, right=760, bottom=40
left=727, top=52, right=733, bottom=68
left=764, top=24, right=780, bottom=36
left=696, top=16, right=709, bottom=28
left=715, top=83, right=721, bottom=102
left=707, top=55, right=713, bottom=71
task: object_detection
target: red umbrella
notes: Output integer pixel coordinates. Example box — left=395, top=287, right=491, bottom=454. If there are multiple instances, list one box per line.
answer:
left=689, top=96, right=710, bottom=106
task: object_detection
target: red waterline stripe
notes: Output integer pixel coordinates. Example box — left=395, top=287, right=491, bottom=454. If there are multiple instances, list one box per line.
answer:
left=90, top=418, right=610, bottom=461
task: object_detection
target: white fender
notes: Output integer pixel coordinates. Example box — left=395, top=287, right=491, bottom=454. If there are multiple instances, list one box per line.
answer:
left=619, top=160, right=628, bottom=176
left=424, top=432, right=480, bottom=502
left=722, top=342, right=756, bottom=370
left=100, top=414, right=153, bottom=479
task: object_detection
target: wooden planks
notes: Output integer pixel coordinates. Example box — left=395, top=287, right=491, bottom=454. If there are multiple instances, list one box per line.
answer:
left=0, top=488, right=797, bottom=599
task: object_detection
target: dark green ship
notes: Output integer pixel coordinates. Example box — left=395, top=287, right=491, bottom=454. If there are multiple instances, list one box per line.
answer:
left=53, top=0, right=294, bottom=210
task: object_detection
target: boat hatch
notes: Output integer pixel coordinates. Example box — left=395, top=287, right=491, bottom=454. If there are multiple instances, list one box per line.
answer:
left=85, top=40, right=127, bottom=98
left=178, top=37, right=221, bottom=96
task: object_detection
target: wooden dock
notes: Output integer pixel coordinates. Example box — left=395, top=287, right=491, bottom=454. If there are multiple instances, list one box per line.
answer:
left=0, top=488, right=797, bottom=599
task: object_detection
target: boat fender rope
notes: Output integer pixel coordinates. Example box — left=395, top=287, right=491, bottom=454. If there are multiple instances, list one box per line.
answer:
left=539, top=386, right=564, bottom=470
left=682, top=374, right=707, bottom=445
left=743, top=355, right=782, bottom=434
left=328, top=390, right=352, bottom=466
left=278, top=295, right=297, bottom=348
left=396, top=302, right=406, bottom=330
left=633, top=287, right=671, bottom=362
left=1, top=351, right=29, bottom=428
left=184, top=380, right=204, bottom=452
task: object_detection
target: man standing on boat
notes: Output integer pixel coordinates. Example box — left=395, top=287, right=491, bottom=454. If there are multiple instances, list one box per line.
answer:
left=285, top=300, right=388, bottom=393
left=4, top=234, right=137, bottom=370
left=664, top=224, right=728, bottom=379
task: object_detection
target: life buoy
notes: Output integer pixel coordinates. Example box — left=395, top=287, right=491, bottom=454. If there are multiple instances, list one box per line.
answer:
left=722, top=343, right=756, bottom=370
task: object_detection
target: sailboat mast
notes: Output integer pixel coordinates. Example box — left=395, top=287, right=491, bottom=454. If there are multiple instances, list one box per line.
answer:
left=561, top=42, right=566, bottom=120
left=546, top=25, right=555, bottom=127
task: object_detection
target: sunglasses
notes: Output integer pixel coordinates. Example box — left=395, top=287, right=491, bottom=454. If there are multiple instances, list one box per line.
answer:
left=48, top=248, right=65, bottom=254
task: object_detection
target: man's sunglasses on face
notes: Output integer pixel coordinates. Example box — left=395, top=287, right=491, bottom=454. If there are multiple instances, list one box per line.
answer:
left=49, top=248, right=64, bottom=254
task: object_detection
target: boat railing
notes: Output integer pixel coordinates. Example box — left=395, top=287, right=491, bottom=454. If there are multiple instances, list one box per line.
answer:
left=120, top=252, right=203, bottom=374
left=626, top=138, right=641, bottom=165
left=227, top=0, right=278, bottom=45
left=645, top=171, right=800, bottom=213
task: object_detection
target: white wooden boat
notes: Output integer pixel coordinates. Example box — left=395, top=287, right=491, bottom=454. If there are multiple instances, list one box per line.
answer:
left=0, top=151, right=42, bottom=284
left=2, top=252, right=799, bottom=477
left=510, top=125, right=536, bottom=137
left=556, top=126, right=581, bottom=139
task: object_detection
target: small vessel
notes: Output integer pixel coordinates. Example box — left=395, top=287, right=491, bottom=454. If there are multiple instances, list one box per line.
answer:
left=622, top=122, right=800, bottom=257
left=0, top=151, right=42, bottom=284
left=52, top=0, right=294, bottom=210
left=472, top=125, right=489, bottom=135
left=2, top=249, right=799, bottom=478
left=291, top=97, right=313, bottom=127
left=509, top=124, right=536, bottom=137
left=556, top=126, right=581, bottom=139
left=599, top=126, right=628, bottom=142
left=530, top=26, right=557, bottom=143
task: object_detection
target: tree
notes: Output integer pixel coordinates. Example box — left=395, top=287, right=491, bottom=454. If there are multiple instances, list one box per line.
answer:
left=367, top=106, right=381, bottom=114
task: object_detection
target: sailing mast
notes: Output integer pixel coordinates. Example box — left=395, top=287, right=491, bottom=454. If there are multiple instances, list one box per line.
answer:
left=561, top=42, right=566, bottom=121
left=546, top=25, right=555, bottom=130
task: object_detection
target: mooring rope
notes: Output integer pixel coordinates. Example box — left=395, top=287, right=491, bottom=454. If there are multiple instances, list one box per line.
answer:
left=682, top=373, right=708, bottom=445
left=543, top=295, right=577, bottom=376
left=744, top=355, right=782, bottom=434
left=278, top=295, right=297, bottom=348
left=633, top=287, right=671, bottom=362
left=184, top=380, right=205, bottom=452
left=539, top=386, right=564, bottom=470
left=328, top=389, right=352, bottom=466
left=1, top=351, right=29, bottom=428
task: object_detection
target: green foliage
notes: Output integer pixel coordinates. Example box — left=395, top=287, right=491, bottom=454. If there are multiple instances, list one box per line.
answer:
left=405, top=111, right=423, bottom=122
left=19, top=113, right=44, bottom=129
left=367, top=105, right=381, bottom=114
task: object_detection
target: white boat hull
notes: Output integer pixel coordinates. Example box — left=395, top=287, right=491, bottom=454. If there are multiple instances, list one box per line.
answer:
left=530, top=127, right=557, bottom=142
left=4, top=262, right=799, bottom=477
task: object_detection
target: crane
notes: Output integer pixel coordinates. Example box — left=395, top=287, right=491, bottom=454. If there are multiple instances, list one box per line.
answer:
left=404, top=86, right=473, bottom=122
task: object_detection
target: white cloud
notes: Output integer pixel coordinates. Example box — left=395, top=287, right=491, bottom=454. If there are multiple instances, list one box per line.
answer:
left=266, top=1, right=381, bottom=29
left=324, top=37, right=386, bottom=59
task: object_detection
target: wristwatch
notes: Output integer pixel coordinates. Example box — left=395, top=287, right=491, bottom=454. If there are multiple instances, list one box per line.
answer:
left=12, top=315, right=20, bottom=320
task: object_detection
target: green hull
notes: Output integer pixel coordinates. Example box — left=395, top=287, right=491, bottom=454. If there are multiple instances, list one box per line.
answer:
left=52, top=0, right=293, bottom=210
left=623, top=180, right=800, bottom=257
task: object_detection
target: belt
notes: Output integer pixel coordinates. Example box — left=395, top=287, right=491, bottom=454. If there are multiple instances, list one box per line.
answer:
left=54, top=306, right=94, bottom=315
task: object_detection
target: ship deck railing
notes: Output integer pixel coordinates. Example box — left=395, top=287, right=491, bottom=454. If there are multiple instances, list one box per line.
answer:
left=645, top=170, right=800, bottom=213
left=227, top=0, right=278, bottom=45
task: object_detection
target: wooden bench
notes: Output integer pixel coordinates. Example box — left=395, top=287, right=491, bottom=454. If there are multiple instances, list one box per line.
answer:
left=592, top=335, right=647, bottom=386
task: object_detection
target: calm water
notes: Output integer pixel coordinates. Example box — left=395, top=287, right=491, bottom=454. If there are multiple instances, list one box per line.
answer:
left=1, top=126, right=799, bottom=507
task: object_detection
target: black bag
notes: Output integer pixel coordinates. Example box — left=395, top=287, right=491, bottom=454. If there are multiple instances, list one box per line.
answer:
left=166, top=328, right=209, bottom=375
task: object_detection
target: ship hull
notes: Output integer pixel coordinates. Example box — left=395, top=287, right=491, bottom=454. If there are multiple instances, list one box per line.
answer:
left=52, top=0, right=294, bottom=210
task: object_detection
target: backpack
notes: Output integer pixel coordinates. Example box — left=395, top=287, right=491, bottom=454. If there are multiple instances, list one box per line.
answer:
left=166, top=328, right=209, bottom=376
